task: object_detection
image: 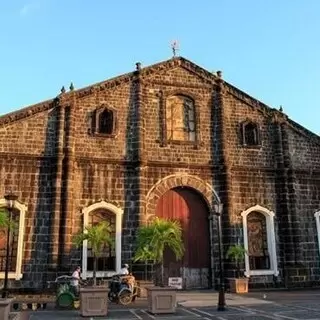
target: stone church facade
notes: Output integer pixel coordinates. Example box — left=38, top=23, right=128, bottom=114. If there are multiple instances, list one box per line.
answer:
left=0, top=57, right=319, bottom=291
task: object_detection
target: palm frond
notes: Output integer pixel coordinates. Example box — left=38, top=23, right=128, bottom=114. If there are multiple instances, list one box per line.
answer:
left=0, top=209, right=9, bottom=227
left=226, top=244, right=247, bottom=263
left=0, top=209, right=18, bottom=229
left=73, top=221, right=114, bottom=257
left=134, top=217, right=184, bottom=263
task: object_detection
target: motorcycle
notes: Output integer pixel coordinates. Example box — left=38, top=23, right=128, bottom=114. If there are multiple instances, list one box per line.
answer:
left=107, top=274, right=138, bottom=305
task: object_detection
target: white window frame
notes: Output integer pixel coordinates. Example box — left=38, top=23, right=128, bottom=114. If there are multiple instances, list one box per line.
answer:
left=241, top=204, right=279, bottom=277
left=314, top=211, right=320, bottom=256
left=81, top=201, right=123, bottom=280
left=0, top=198, right=26, bottom=280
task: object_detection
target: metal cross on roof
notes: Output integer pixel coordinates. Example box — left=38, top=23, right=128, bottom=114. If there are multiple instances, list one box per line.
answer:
left=171, top=40, right=180, bottom=57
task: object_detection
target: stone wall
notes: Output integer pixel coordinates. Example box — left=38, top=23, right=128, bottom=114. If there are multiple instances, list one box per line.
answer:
left=0, top=57, right=319, bottom=290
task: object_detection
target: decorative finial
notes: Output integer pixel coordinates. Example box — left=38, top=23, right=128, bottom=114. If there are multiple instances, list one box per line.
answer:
left=60, top=86, right=66, bottom=94
left=279, top=105, right=283, bottom=112
left=171, top=40, right=180, bottom=57
left=69, top=82, right=74, bottom=91
left=217, top=71, right=222, bottom=78
left=135, top=62, right=141, bottom=71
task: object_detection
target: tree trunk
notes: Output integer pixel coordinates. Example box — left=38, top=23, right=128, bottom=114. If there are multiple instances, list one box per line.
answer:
left=236, top=262, right=241, bottom=278
left=145, top=262, right=148, bottom=281
left=160, top=262, right=164, bottom=287
left=93, top=254, right=97, bottom=286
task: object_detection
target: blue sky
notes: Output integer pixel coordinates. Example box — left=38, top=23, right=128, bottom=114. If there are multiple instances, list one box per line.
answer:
left=0, top=1, right=319, bottom=134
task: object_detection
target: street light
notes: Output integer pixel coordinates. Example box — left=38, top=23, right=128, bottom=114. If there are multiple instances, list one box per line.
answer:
left=2, top=192, right=18, bottom=299
left=214, top=202, right=226, bottom=311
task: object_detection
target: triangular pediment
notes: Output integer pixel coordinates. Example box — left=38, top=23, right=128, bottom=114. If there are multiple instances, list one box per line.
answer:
left=0, top=57, right=218, bottom=126
left=0, top=56, right=319, bottom=144
left=139, top=57, right=218, bottom=86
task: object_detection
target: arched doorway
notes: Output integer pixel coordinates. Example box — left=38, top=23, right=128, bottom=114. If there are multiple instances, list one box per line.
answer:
left=156, top=187, right=211, bottom=289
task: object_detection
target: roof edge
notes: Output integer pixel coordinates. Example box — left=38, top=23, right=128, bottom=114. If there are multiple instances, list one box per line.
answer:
left=0, top=56, right=318, bottom=145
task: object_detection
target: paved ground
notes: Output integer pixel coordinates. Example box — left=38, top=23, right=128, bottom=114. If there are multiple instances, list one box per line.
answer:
left=18, top=289, right=320, bottom=319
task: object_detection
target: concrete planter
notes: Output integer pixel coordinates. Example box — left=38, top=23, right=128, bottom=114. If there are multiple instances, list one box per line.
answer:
left=0, top=298, right=15, bottom=320
left=79, top=287, right=108, bottom=317
left=146, top=286, right=176, bottom=314
left=137, top=280, right=154, bottom=298
left=9, top=311, right=20, bottom=320
left=228, top=278, right=249, bottom=293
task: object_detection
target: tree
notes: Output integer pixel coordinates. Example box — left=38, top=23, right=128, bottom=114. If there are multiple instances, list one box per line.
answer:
left=0, top=210, right=9, bottom=227
left=133, top=217, right=184, bottom=287
left=226, top=244, right=247, bottom=278
left=0, top=208, right=18, bottom=237
left=133, top=243, right=154, bottom=281
left=73, top=221, right=114, bottom=286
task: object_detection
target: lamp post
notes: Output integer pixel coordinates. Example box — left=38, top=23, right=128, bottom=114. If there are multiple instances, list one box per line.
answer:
left=214, top=202, right=226, bottom=311
left=2, top=192, right=18, bottom=299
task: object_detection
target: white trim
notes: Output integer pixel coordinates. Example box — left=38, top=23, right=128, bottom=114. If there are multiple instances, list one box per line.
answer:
left=314, top=211, right=320, bottom=257
left=0, top=199, right=27, bottom=280
left=146, top=174, right=221, bottom=203
left=241, top=204, right=278, bottom=278
left=81, top=201, right=123, bottom=279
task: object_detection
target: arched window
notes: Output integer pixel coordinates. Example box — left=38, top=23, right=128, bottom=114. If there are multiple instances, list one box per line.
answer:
left=87, top=210, right=116, bottom=271
left=314, top=211, right=320, bottom=256
left=242, top=121, right=260, bottom=146
left=166, top=95, right=196, bottom=142
left=247, top=212, right=269, bottom=270
left=241, top=205, right=278, bottom=277
left=91, top=106, right=117, bottom=137
left=98, top=109, right=114, bottom=135
left=0, top=208, right=19, bottom=273
left=0, top=199, right=26, bottom=280
left=81, top=201, right=123, bottom=279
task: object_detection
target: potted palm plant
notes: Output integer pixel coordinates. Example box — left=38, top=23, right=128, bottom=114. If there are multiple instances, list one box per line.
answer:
left=132, top=246, right=154, bottom=298
left=73, top=221, right=113, bottom=317
left=226, top=244, right=249, bottom=293
left=133, top=217, right=184, bottom=314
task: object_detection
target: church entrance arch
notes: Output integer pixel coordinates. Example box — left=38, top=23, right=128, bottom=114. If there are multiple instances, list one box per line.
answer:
left=155, top=187, right=211, bottom=289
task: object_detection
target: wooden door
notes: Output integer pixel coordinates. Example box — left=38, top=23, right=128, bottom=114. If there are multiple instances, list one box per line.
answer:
left=156, top=187, right=211, bottom=287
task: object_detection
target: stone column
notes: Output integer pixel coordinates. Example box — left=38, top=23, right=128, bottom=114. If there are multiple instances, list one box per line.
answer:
left=214, top=77, right=233, bottom=219
left=212, top=75, right=234, bottom=281
left=59, top=92, right=77, bottom=267
left=124, top=64, right=144, bottom=264
left=273, top=115, right=303, bottom=286
left=280, top=124, right=303, bottom=263
left=50, top=100, right=65, bottom=267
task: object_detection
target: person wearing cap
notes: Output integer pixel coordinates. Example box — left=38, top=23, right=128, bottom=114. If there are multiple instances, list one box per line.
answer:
left=120, top=263, right=129, bottom=275
left=119, top=264, right=135, bottom=292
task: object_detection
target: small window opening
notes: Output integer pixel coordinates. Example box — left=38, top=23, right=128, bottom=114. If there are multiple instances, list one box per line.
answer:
left=98, top=109, right=114, bottom=135
left=243, top=122, right=259, bottom=146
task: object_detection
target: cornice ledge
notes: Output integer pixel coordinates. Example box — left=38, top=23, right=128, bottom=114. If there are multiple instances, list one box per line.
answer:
left=0, top=98, right=56, bottom=127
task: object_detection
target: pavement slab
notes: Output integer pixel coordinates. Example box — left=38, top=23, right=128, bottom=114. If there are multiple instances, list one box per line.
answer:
left=238, top=303, right=301, bottom=312
left=15, top=289, right=320, bottom=320
left=191, top=306, right=254, bottom=316
left=275, top=310, right=320, bottom=320
left=214, top=316, right=278, bottom=320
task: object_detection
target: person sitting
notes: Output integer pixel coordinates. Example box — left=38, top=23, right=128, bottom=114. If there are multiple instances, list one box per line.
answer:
left=118, top=264, right=136, bottom=291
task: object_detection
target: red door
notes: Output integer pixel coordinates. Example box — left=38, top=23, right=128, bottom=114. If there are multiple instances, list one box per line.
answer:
left=156, top=187, right=211, bottom=287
